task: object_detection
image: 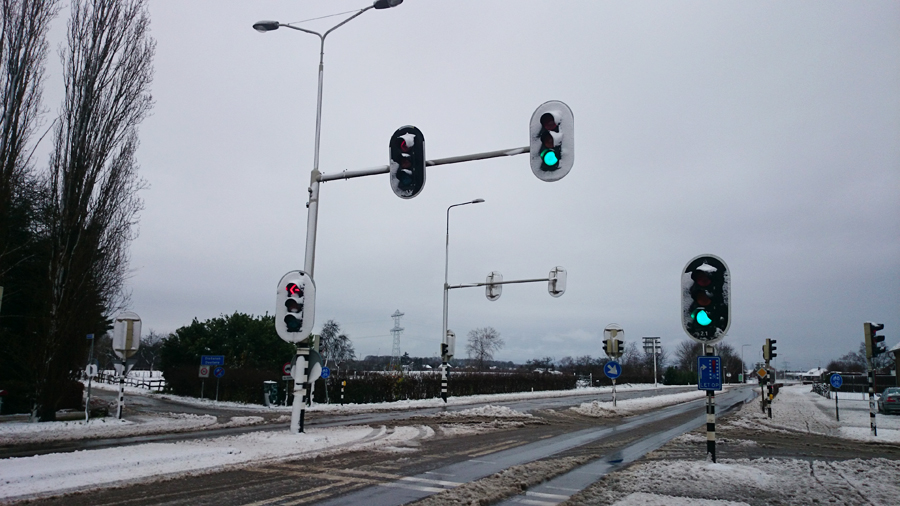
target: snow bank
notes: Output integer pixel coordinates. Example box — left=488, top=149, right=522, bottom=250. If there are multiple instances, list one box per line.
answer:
left=0, top=413, right=269, bottom=445
left=434, top=405, right=532, bottom=418
left=610, top=492, right=749, bottom=506
left=571, top=390, right=708, bottom=417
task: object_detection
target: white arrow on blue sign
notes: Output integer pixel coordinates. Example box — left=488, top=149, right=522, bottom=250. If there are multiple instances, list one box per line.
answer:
left=604, top=360, right=622, bottom=380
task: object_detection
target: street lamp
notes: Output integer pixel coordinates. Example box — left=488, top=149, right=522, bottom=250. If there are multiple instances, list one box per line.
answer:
left=253, top=0, right=402, bottom=277
left=442, top=199, right=485, bottom=352
left=253, top=1, right=402, bottom=434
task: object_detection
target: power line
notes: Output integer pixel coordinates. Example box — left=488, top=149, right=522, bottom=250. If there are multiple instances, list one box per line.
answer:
left=286, top=9, right=359, bottom=26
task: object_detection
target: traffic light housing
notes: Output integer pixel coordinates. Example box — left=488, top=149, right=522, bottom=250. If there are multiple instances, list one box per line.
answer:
left=681, top=255, right=730, bottom=344
left=762, top=338, right=777, bottom=362
left=864, top=322, right=886, bottom=359
left=530, top=100, right=574, bottom=182
left=548, top=266, right=566, bottom=298
left=485, top=271, right=502, bottom=301
left=604, top=339, right=614, bottom=358
left=442, top=330, right=456, bottom=361
left=275, top=270, right=316, bottom=343
left=389, top=125, right=426, bottom=199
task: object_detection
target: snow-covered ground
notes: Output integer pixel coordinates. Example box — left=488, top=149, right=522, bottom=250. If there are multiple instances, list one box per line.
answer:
left=569, top=384, right=900, bottom=505
left=5, top=384, right=897, bottom=504
left=722, top=383, right=900, bottom=442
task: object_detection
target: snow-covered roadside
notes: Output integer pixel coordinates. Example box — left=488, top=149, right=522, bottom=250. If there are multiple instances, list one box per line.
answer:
left=572, top=457, right=900, bottom=506
left=571, top=390, right=708, bottom=417
left=89, top=379, right=690, bottom=415
left=0, top=424, right=434, bottom=502
left=0, top=413, right=268, bottom=446
left=722, top=383, right=900, bottom=442
left=566, top=384, right=900, bottom=505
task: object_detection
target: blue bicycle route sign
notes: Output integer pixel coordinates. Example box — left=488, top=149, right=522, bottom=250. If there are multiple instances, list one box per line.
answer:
left=604, top=360, right=622, bottom=380
left=321, top=366, right=331, bottom=379
left=697, top=356, right=723, bottom=391
left=213, top=366, right=225, bottom=378
left=830, top=373, right=843, bottom=390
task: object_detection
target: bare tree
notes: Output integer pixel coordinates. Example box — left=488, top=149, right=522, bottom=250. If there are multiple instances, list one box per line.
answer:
left=0, top=0, right=58, bottom=271
left=30, top=0, right=154, bottom=420
left=319, top=319, right=356, bottom=371
left=674, top=340, right=702, bottom=372
left=466, top=327, right=504, bottom=370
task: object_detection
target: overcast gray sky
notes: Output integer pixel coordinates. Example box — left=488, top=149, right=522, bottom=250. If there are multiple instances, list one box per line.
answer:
left=42, top=1, right=900, bottom=370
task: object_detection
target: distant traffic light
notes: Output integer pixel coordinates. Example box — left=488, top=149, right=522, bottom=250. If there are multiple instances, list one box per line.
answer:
left=548, top=266, right=567, bottom=298
left=275, top=270, right=316, bottom=343
left=763, top=338, right=777, bottom=362
left=485, top=271, right=502, bottom=301
left=604, top=339, right=615, bottom=358
left=530, top=101, right=574, bottom=182
left=442, top=330, right=456, bottom=361
left=681, top=255, right=731, bottom=344
left=864, top=322, right=886, bottom=359
left=389, top=125, right=426, bottom=199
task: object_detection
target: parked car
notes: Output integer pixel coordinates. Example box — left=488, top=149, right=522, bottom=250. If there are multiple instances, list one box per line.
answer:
left=877, top=387, right=900, bottom=414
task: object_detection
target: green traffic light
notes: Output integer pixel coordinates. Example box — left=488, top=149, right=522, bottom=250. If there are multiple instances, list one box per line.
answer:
left=694, top=309, right=712, bottom=326
left=541, top=149, right=559, bottom=167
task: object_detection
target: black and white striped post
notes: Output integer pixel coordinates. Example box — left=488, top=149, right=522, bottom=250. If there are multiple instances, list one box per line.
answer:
left=341, top=380, right=345, bottom=405
left=440, top=363, right=448, bottom=402
left=868, top=364, right=877, bottom=436
left=705, top=344, right=716, bottom=463
left=116, top=359, right=126, bottom=419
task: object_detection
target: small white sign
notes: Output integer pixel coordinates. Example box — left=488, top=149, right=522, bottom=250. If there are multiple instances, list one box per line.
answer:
left=85, top=364, right=98, bottom=378
left=199, top=366, right=210, bottom=378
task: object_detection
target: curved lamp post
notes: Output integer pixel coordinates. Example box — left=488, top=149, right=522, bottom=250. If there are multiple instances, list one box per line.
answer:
left=253, top=0, right=402, bottom=277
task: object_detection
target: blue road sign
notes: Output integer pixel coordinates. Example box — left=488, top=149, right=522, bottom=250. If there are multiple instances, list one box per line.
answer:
left=604, top=360, right=622, bottom=380
left=201, top=355, right=225, bottom=366
left=321, top=366, right=331, bottom=379
left=698, top=356, right=723, bottom=391
left=213, top=366, right=225, bottom=378
left=830, top=373, right=843, bottom=389
left=86, top=333, right=94, bottom=340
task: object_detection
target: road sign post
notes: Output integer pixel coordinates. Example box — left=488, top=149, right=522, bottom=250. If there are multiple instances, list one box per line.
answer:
left=604, top=360, right=622, bottom=407
left=213, top=367, right=225, bottom=401
left=697, top=346, right=721, bottom=462
left=830, top=373, right=843, bottom=421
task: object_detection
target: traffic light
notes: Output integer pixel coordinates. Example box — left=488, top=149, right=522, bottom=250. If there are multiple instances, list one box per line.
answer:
left=530, top=100, right=574, bottom=182
left=389, top=125, right=426, bottom=199
left=485, top=271, right=502, bottom=301
left=604, top=339, right=615, bottom=358
left=275, top=270, right=316, bottom=343
left=762, top=338, right=777, bottom=362
left=681, top=255, right=730, bottom=344
left=442, top=330, right=456, bottom=361
left=864, top=322, right=886, bottom=359
left=548, top=266, right=567, bottom=298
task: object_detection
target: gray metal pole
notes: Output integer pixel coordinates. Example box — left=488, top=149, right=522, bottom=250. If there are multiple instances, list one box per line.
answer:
left=441, top=199, right=483, bottom=401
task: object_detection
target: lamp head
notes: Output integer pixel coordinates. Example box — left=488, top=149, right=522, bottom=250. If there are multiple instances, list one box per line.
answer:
left=253, top=21, right=280, bottom=32
left=373, top=0, right=403, bottom=9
